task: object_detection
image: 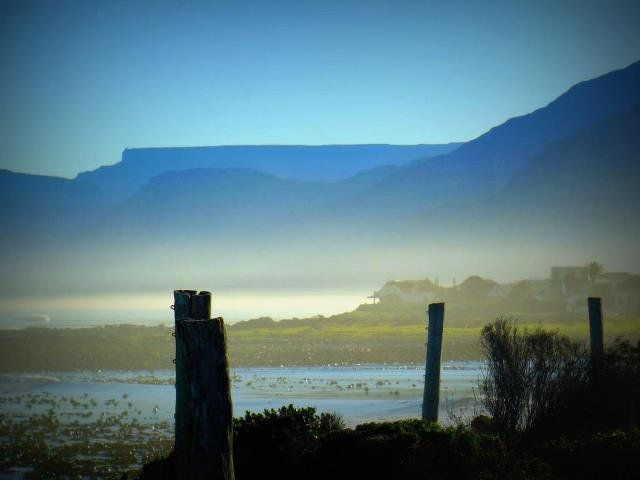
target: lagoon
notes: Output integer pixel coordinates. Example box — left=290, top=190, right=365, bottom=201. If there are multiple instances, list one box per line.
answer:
left=0, top=362, right=483, bottom=478
left=0, top=362, right=482, bottom=426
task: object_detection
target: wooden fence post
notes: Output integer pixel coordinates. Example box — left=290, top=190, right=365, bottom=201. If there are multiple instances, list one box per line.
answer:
left=588, top=297, right=604, bottom=358
left=174, top=289, right=234, bottom=480
left=422, top=302, right=445, bottom=423
left=173, top=289, right=193, bottom=465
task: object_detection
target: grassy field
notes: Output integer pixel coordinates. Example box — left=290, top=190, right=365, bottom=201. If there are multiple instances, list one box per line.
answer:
left=1, top=301, right=639, bottom=372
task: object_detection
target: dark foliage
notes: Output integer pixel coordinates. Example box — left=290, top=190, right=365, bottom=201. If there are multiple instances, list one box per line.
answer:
left=136, top=413, right=549, bottom=480
left=136, top=325, right=640, bottom=480
left=480, top=318, right=640, bottom=440
left=137, top=405, right=345, bottom=480
left=233, top=404, right=344, bottom=480
left=137, top=456, right=175, bottom=480
left=136, top=403, right=640, bottom=480
left=305, top=419, right=548, bottom=480
left=586, top=338, right=640, bottom=433
left=535, top=429, right=640, bottom=480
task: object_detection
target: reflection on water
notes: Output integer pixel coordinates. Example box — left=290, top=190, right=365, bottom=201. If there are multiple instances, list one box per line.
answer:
left=0, top=289, right=370, bottom=327
left=0, top=363, right=482, bottom=477
left=0, top=362, right=482, bottom=425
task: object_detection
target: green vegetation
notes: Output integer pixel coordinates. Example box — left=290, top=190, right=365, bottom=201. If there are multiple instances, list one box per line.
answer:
left=6, top=399, right=639, bottom=480
left=136, top=325, right=640, bottom=480
left=138, top=405, right=640, bottom=480
left=2, top=319, right=640, bottom=479
left=1, top=301, right=639, bottom=371
left=139, top=407, right=540, bottom=480
left=479, top=320, right=640, bottom=439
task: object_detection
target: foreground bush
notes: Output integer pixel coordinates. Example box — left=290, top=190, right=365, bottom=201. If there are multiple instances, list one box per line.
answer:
left=137, top=408, right=547, bottom=480
left=304, top=420, right=548, bottom=480
left=479, top=318, right=640, bottom=439
left=535, top=429, right=640, bottom=480
left=138, top=405, right=345, bottom=480
left=137, top=322, right=640, bottom=479
left=233, top=405, right=344, bottom=480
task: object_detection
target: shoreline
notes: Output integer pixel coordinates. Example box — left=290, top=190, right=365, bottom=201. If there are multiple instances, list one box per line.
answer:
left=2, top=315, right=638, bottom=372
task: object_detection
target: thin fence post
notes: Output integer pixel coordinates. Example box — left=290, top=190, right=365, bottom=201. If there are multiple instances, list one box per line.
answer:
left=174, top=289, right=234, bottom=480
left=588, top=297, right=604, bottom=358
left=422, top=302, right=445, bottom=423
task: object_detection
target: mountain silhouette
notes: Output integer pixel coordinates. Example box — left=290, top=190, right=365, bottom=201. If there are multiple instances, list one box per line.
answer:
left=2, top=61, right=640, bottom=293
left=360, top=60, right=640, bottom=209
left=75, top=144, right=461, bottom=205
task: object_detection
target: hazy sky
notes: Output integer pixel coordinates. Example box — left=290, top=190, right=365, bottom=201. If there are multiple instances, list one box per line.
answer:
left=1, top=0, right=640, bottom=178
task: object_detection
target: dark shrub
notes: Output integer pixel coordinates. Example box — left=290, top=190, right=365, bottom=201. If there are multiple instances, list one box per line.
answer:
left=480, top=318, right=591, bottom=437
left=479, top=318, right=532, bottom=436
left=137, top=405, right=344, bottom=480
left=470, top=414, right=495, bottom=435
left=305, top=419, right=548, bottom=480
left=480, top=318, right=640, bottom=440
left=536, top=429, right=640, bottom=480
left=136, top=454, right=174, bottom=480
left=586, top=338, right=640, bottom=433
left=233, top=404, right=344, bottom=480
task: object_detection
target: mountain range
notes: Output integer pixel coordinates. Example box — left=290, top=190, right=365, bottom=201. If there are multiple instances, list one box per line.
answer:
left=75, top=144, right=460, bottom=205
left=1, top=60, right=639, bottom=295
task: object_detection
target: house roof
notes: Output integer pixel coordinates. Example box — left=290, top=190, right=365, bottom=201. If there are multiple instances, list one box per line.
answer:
left=381, top=279, right=436, bottom=294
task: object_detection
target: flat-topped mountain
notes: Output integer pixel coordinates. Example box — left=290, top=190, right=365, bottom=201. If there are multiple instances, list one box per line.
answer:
left=3, top=60, right=640, bottom=293
left=75, top=143, right=461, bottom=204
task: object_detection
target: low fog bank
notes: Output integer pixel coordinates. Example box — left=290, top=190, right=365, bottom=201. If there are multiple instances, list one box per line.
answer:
left=2, top=64, right=639, bottom=305
left=2, top=217, right=638, bottom=298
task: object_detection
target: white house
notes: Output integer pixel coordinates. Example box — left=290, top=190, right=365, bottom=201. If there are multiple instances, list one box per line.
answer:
left=374, top=280, right=437, bottom=305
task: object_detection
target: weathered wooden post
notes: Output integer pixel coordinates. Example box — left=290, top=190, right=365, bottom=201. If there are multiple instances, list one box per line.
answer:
left=422, top=302, right=445, bottom=423
left=174, top=289, right=234, bottom=480
left=588, top=297, right=604, bottom=357
left=173, top=288, right=193, bottom=463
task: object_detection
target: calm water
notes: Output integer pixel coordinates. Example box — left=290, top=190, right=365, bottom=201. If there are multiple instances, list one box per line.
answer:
left=0, top=362, right=482, bottom=425
left=0, top=289, right=371, bottom=327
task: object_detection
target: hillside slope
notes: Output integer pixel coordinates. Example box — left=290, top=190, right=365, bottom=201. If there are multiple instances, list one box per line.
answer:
left=363, top=60, right=640, bottom=209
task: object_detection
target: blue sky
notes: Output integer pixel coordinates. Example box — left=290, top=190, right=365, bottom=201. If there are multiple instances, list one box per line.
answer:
left=1, top=0, right=640, bottom=178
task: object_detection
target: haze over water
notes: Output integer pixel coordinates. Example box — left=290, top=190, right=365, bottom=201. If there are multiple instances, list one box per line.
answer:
left=0, top=289, right=371, bottom=328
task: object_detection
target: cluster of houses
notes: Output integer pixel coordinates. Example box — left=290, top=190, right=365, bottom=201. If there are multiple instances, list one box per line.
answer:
left=371, top=266, right=640, bottom=314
